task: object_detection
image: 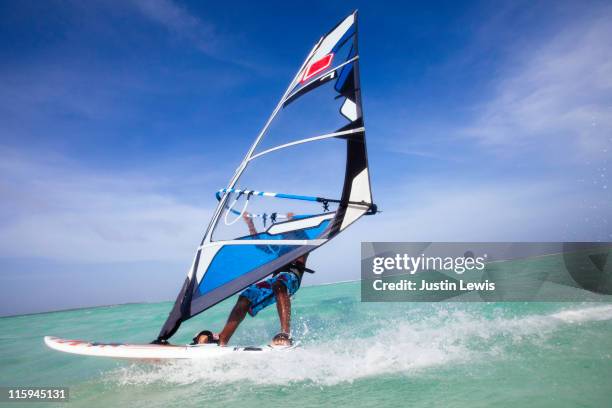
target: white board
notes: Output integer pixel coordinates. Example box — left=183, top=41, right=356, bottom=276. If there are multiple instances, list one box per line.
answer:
left=44, top=336, right=295, bottom=360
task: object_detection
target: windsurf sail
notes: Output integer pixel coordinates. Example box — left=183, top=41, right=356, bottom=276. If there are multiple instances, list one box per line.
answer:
left=155, top=11, right=376, bottom=342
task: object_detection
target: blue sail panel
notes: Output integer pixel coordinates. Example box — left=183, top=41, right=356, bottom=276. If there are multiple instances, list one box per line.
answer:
left=196, top=219, right=330, bottom=296
left=197, top=244, right=300, bottom=296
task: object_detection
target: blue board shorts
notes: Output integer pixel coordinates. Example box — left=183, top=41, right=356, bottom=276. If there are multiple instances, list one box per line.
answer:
left=240, top=272, right=300, bottom=316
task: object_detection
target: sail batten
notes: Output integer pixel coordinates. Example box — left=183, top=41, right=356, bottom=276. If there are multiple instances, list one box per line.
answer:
left=248, top=127, right=365, bottom=161
left=156, top=11, right=375, bottom=342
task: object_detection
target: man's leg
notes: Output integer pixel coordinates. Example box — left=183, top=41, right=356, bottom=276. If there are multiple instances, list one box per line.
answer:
left=218, top=296, right=250, bottom=346
left=273, top=281, right=291, bottom=336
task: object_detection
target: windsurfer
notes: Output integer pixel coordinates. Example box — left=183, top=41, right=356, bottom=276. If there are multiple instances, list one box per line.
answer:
left=194, top=213, right=310, bottom=347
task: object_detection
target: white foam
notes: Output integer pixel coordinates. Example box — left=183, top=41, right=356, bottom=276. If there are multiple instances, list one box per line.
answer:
left=550, top=304, right=612, bottom=323
left=109, top=304, right=612, bottom=387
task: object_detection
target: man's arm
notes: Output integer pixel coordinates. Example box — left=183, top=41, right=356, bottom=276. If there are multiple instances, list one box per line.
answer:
left=243, top=213, right=258, bottom=236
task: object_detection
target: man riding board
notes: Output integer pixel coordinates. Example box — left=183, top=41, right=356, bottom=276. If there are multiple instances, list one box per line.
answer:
left=193, top=212, right=311, bottom=347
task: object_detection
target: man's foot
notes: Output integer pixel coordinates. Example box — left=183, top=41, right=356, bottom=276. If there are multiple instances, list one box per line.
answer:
left=191, top=330, right=219, bottom=345
left=271, top=332, right=293, bottom=347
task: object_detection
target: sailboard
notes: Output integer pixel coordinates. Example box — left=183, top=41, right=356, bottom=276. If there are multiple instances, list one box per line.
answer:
left=45, top=11, right=376, bottom=359
left=44, top=336, right=297, bottom=360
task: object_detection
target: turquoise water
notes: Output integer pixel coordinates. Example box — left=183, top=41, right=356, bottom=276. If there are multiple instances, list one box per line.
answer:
left=1, top=281, right=612, bottom=407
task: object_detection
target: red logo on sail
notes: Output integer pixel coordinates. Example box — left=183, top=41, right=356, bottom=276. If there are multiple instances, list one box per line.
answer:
left=301, top=53, right=334, bottom=83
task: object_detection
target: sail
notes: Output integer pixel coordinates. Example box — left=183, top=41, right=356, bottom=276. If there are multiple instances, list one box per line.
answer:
left=156, top=11, right=375, bottom=342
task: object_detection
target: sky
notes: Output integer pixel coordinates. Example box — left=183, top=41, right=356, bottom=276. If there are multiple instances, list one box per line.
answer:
left=0, top=0, right=610, bottom=316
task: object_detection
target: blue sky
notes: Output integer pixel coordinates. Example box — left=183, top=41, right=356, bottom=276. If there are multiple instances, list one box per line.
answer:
left=1, top=0, right=610, bottom=315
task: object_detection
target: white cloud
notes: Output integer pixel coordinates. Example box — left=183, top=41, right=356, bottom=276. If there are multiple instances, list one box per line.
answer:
left=309, top=177, right=611, bottom=284
left=129, top=0, right=219, bottom=55
left=463, top=13, right=612, bottom=161
left=125, top=0, right=276, bottom=72
left=132, top=0, right=200, bottom=31
left=0, top=148, right=213, bottom=262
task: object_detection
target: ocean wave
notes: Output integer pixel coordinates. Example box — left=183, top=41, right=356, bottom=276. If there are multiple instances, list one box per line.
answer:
left=108, top=304, right=612, bottom=387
